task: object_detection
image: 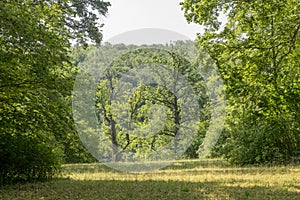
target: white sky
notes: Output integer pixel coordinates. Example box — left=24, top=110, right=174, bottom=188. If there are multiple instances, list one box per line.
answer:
left=101, top=0, right=205, bottom=42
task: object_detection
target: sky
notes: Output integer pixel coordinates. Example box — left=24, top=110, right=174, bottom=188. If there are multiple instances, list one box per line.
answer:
left=101, top=0, right=205, bottom=43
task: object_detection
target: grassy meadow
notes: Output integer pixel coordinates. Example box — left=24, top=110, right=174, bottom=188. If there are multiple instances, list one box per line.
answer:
left=0, top=159, right=299, bottom=200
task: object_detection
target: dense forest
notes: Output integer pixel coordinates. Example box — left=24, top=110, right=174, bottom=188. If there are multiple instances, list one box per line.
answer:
left=72, top=41, right=226, bottom=172
left=0, top=0, right=299, bottom=184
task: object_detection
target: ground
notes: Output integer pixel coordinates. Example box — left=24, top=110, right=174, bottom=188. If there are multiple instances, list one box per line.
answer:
left=1, top=159, right=299, bottom=199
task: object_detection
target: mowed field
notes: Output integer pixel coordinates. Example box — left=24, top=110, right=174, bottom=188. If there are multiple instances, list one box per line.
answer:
left=1, top=159, right=299, bottom=200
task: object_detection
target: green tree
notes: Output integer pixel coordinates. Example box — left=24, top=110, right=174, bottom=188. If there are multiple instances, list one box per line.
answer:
left=76, top=42, right=210, bottom=162
left=182, top=0, right=300, bottom=164
left=0, top=0, right=110, bottom=183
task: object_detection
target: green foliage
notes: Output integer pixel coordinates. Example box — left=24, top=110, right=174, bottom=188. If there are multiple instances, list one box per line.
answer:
left=74, top=42, right=211, bottom=161
left=0, top=132, right=62, bottom=184
left=182, top=0, right=300, bottom=164
left=0, top=0, right=109, bottom=183
left=63, top=0, right=111, bottom=45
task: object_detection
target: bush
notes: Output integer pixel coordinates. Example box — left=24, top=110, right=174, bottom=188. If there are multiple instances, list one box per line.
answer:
left=0, top=133, right=62, bottom=184
left=222, top=119, right=299, bottom=165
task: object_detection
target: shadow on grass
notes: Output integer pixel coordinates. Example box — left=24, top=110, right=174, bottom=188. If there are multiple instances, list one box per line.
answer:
left=62, top=162, right=116, bottom=174
left=0, top=178, right=299, bottom=200
left=163, top=159, right=230, bottom=170
left=1, top=160, right=299, bottom=199
left=62, top=159, right=228, bottom=172
left=62, top=159, right=295, bottom=175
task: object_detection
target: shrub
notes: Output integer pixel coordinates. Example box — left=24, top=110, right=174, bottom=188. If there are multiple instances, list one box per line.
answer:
left=222, top=119, right=299, bottom=165
left=0, top=132, right=62, bottom=184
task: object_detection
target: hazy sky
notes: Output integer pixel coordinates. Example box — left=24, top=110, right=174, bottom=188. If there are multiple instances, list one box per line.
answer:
left=101, top=0, right=204, bottom=42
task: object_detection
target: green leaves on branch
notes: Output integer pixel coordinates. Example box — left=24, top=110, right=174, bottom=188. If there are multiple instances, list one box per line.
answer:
left=182, top=0, right=300, bottom=164
left=0, top=0, right=110, bottom=182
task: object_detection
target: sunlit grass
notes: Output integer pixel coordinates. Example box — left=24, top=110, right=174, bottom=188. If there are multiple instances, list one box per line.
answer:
left=1, top=159, right=299, bottom=199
